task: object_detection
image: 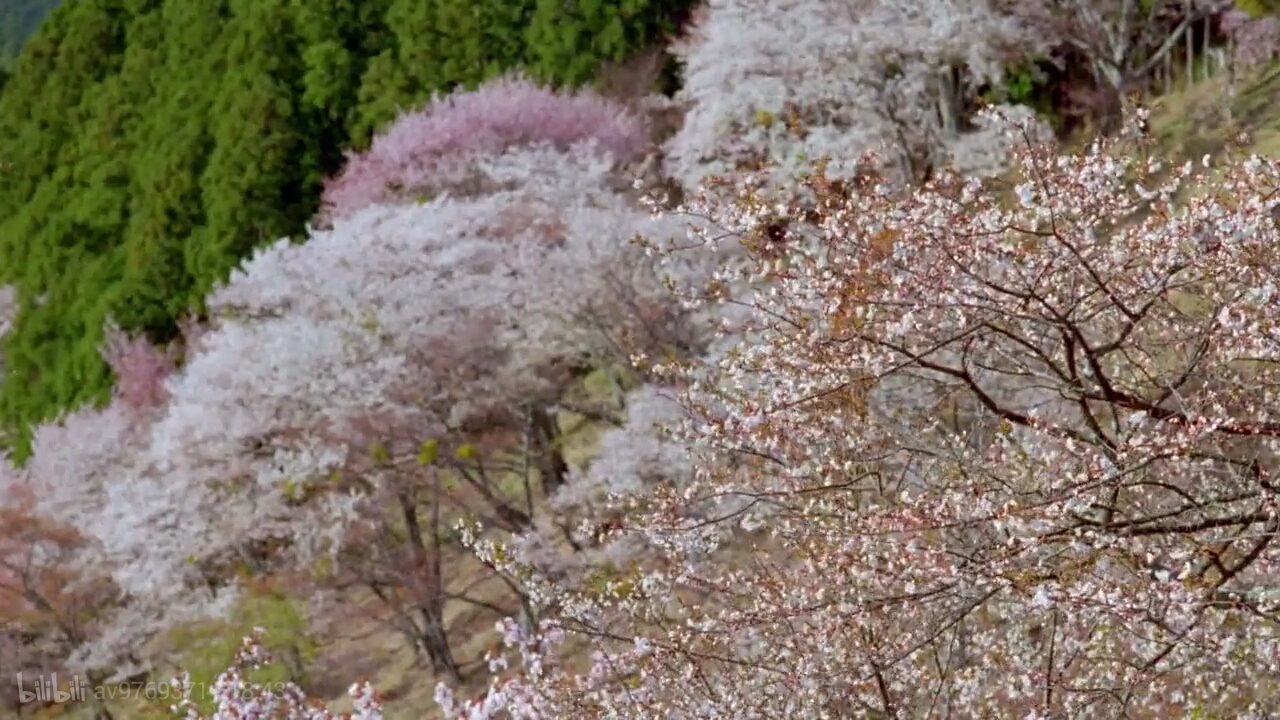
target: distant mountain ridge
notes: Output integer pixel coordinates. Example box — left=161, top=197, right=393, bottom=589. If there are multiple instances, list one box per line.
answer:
left=0, top=0, right=60, bottom=65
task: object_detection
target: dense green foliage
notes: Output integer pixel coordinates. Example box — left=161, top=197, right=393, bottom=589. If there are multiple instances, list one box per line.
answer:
left=982, top=61, right=1063, bottom=131
left=0, top=0, right=60, bottom=64
left=0, top=0, right=694, bottom=459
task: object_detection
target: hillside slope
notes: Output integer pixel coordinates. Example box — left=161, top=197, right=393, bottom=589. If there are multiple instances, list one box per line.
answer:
left=5, top=0, right=1280, bottom=717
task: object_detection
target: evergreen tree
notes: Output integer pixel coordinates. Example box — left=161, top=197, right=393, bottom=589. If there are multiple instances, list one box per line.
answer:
left=112, top=0, right=224, bottom=338
left=292, top=0, right=393, bottom=154
left=192, top=0, right=308, bottom=297
left=349, top=0, right=451, bottom=146
left=524, top=0, right=694, bottom=88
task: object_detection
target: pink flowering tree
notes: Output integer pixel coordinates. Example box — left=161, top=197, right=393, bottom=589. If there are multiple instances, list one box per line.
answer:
left=115, top=73, right=713, bottom=682
left=434, top=112, right=1280, bottom=717
left=0, top=76, right=712, bottom=688
left=317, top=74, right=651, bottom=226
left=0, top=320, right=184, bottom=683
left=1221, top=6, right=1280, bottom=69
left=0, top=445, right=128, bottom=719
left=100, top=322, right=179, bottom=417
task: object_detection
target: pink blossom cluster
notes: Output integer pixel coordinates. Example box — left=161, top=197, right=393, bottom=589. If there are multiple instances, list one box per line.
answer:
left=428, top=109, right=1280, bottom=717
left=99, top=322, right=178, bottom=416
left=318, top=75, right=650, bottom=225
left=1221, top=8, right=1280, bottom=69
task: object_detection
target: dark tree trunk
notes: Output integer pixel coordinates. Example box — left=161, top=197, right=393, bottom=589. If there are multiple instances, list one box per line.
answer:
left=416, top=604, right=460, bottom=683
left=398, top=492, right=461, bottom=683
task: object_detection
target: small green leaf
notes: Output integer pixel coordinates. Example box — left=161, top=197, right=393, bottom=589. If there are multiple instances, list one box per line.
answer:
left=417, top=438, right=439, bottom=465
left=282, top=477, right=303, bottom=500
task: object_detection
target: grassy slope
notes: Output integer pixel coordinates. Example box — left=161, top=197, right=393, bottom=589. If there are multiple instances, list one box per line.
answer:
left=1149, top=63, right=1280, bottom=160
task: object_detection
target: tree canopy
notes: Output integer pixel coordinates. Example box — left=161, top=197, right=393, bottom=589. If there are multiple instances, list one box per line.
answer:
left=0, top=0, right=694, bottom=459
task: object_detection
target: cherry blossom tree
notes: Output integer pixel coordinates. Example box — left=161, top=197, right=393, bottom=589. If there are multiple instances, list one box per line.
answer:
left=664, top=0, right=1052, bottom=191
left=50, top=74, right=714, bottom=682
left=0, top=76, right=713, bottom=685
left=1221, top=5, right=1280, bottom=68
left=0, top=322, right=188, bottom=683
left=99, top=322, right=179, bottom=417
left=317, top=74, right=651, bottom=227
left=0, top=461, right=125, bottom=719
left=434, top=111, right=1280, bottom=717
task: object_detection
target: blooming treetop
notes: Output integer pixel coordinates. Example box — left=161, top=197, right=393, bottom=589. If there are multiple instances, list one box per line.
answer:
left=664, top=0, right=1052, bottom=191
left=85, top=146, right=693, bottom=669
left=436, top=113, right=1280, bottom=717
left=14, top=329, right=192, bottom=676
left=318, top=74, right=651, bottom=225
